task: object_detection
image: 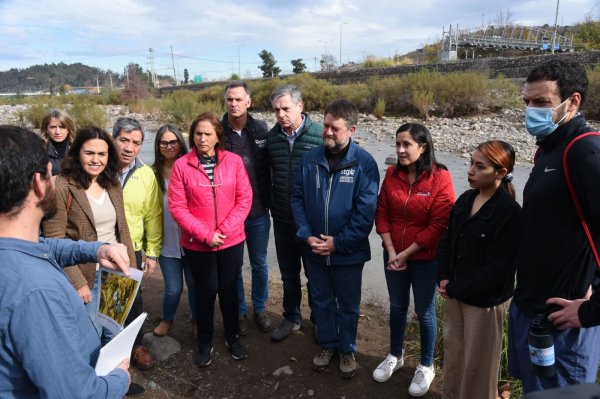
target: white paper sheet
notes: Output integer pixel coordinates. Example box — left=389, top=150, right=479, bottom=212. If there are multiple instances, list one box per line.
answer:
left=94, top=312, right=147, bottom=376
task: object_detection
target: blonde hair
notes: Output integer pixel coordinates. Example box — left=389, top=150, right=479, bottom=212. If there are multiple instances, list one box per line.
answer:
left=40, top=109, right=76, bottom=143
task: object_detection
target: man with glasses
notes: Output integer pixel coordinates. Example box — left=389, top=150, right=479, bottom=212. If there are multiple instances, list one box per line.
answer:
left=222, top=81, right=272, bottom=335
left=112, top=117, right=162, bottom=378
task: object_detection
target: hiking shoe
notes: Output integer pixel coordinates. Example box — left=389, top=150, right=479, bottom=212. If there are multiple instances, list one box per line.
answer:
left=253, top=311, right=272, bottom=332
left=372, top=353, right=403, bottom=382
left=239, top=314, right=248, bottom=336
left=153, top=320, right=173, bottom=337
left=226, top=340, right=248, bottom=360
left=312, top=348, right=335, bottom=371
left=408, top=364, right=435, bottom=397
left=194, top=344, right=213, bottom=367
left=339, top=352, right=357, bottom=379
left=271, top=319, right=300, bottom=342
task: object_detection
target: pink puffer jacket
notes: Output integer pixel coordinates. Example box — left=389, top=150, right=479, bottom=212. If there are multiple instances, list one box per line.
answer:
left=168, top=149, right=252, bottom=252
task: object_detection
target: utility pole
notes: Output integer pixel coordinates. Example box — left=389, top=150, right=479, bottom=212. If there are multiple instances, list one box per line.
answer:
left=171, top=45, right=177, bottom=85
left=339, top=22, right=348, bottom=69
left=109, top=73, right=113, bottom=89
left=96, top=76, right=100, bottom=94
left=552, top=0, right=560, bottom=54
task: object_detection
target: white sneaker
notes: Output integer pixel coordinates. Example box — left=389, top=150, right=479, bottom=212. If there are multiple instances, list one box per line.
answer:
left=408, top=364, right=435, bottom=397
left=372, top=353, right=403, bottom=382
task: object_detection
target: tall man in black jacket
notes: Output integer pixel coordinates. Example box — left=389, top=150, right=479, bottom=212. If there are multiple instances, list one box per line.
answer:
left=222, top=81, right=272, bottom=335
left=508, top=58, right=600, bottom=394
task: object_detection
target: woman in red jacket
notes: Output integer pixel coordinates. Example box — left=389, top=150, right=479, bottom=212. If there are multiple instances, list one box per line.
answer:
left=372, top=123, right=454, bottom=397
left=168, top=112, right=252, bottom=367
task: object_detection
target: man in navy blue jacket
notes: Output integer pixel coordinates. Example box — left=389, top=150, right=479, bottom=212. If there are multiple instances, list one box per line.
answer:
left=291, top=99, right=380, bottom=379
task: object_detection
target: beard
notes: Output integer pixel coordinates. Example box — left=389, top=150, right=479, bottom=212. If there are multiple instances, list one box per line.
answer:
left=39, top=179, right=58, bottom=221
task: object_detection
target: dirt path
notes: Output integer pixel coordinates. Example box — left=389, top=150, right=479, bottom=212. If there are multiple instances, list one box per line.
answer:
left=129, top=272, right=442, bottom=398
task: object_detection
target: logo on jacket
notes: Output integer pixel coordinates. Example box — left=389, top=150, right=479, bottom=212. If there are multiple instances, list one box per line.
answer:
left=339, top=168, right=355, bottom=183
left=416, top=191, right=431, bottom=196
left=255, top=138, right=266, bottom=148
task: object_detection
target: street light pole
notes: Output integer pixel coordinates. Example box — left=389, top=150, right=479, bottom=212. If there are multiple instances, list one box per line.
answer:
left=552, top=0, right=560, bottom=54
left=319, top=39, right=332, bottom=56
left=339, top=22, right=348, bottom=68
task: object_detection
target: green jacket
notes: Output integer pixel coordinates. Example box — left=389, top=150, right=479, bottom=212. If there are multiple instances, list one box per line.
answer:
left=122, top=159, right=163, bottom=257
left=267, top=113, right=322, bottom=223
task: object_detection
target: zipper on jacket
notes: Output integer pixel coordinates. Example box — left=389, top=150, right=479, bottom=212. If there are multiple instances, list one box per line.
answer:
left=324, top=169, right=335, bottom=267
left=401, top=184, right=413, bottom=251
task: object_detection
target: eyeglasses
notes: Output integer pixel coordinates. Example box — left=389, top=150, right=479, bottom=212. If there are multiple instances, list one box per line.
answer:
left=159, top=140, right=180, bottom=148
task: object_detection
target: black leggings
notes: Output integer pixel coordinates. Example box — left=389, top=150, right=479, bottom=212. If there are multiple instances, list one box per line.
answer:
left=185, top=242, right=244, bottom=345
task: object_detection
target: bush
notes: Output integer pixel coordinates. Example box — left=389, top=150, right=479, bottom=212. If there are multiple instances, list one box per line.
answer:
left=584, top=66, right=600, bottom=120
left=372, top=98, right=386, bottom=119
left=411, top=89, right=435, bottom=119
left=22, top=97, right=59, bottom=129
left=161, top=90, right=200, bottom=131
left=69, top=97, right=108, bottom=129
left=129, top=97, right=162, bottom=117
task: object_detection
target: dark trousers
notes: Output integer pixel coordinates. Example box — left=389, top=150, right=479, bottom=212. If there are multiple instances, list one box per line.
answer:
left=185, top=243, right=244, bottom=346
left=272, top=219, right=313, bottom=324
left=124, top=251, right=145, bottom=346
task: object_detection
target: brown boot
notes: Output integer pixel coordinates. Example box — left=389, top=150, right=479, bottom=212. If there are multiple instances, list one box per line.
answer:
left=153, top=320, right=173, bottom=337
left=132, top=345, right=154, bottom=370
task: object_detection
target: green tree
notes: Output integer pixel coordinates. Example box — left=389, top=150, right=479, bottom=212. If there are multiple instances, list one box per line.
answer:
left=574, top=17, right=600, bottom=50
left=184, top=68, right=189, bottom=84
left=291, top=58, right=307, bottom=74
left=258, top=50, right=281, bottom=78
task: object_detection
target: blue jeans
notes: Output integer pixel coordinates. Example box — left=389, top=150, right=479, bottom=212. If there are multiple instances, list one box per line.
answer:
left=384, top=257, right=437, bottom=367
left=237, top=212, right=271, bottom=315
left=508, top=301, right=600, bottom=394
left=273, top=220, right=312, bottom=324
left=159, top=255, right=196, bottom=321
left=304, top=259, right=364, bottom=353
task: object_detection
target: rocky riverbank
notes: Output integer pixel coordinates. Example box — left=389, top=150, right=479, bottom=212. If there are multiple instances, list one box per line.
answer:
left=0, top=104, right=542, bottom=162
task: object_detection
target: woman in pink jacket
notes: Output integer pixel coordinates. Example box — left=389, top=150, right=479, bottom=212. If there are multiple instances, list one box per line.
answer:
left=168, top=112, right=252, bottom=367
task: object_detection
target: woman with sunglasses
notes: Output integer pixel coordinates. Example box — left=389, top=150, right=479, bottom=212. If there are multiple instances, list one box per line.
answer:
left=169, top=112, right=252, bottom=367
left=152, top=125, right=197, bottom=338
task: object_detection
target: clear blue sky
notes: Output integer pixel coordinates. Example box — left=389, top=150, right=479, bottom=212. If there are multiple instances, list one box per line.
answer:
left=0, top=0, right=596, bottom=81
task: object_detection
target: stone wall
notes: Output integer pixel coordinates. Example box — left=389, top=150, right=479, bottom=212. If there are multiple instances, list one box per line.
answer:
left=314, top=51, right=600, bottom=84
left=159, top=51, right=600, bottom=95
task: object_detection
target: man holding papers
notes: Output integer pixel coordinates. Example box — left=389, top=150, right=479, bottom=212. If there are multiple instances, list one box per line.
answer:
left=0, top=125, right=131, bottom=399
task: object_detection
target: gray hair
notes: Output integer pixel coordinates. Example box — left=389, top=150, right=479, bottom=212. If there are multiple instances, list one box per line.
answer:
left=112, top=117, right=144, bottom=140
left=270, top=84, right=302, bottom=105
left=224, top=80, right=251, bottom=98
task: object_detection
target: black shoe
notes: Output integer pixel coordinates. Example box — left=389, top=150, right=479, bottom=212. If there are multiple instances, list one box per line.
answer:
left=271, top=319, right=300, bottom=342
left=126, top=382, right=145, bottom=397
left=194, top=344, right=213, bottom=367
left=239, top=314, right=248, bottom=336
left=226, top=339, right=248, bottom=360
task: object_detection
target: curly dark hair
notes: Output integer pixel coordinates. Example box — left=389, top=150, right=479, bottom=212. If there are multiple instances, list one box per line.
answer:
left=60, top=126, right=120, bottom=189
left=526, top=58, right=588, bottom=107
left=0, top=125, right=49, bottom=216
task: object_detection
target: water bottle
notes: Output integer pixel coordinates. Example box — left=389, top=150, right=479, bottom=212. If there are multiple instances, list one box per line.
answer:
left=528, top=313, right=556, bottom=378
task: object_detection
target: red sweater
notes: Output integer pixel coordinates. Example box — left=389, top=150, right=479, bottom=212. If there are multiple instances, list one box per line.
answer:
left=375, top=165, right=455, bottom=261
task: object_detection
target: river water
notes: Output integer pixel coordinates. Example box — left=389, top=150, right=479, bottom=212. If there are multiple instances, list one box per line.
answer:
left=139, top=130, right=533, bottom=307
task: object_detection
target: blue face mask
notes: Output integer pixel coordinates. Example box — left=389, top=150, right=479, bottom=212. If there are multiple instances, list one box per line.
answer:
left=525, top=99, right=569, bottom=137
